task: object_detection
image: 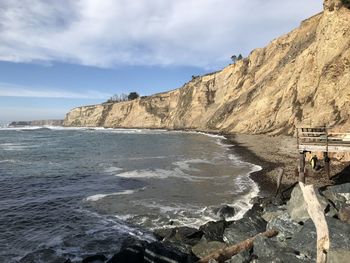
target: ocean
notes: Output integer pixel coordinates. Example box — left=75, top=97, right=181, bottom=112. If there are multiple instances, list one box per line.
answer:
left=0, top=127, right=260, bottom=262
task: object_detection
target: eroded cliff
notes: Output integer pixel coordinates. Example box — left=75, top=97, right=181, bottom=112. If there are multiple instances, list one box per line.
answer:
left=64, top=1, right=350, bottom=135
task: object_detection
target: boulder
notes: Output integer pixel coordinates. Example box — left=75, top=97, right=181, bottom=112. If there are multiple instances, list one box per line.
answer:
left=252, top=235, right=306, bottom=263
left=145, top=241, right=197, bottom=263
left=199, top=220, right=228, bottom=242
left=286, top=184, right=328, bottom=222
left=262, top=209, right=285, bottom=223
left=339, top=206, right=350, bottom=224
left=107, top=240, right=196, bottom=263
left=153, top=226, right=203, bottom=253
left=327, top=250, right=350, bottom=263
left=107, top=239, right=145, bottom=263
left=82, top=254, right=107, bottom=263
left=287, top=217, right=350, bottom=261
left=19, top=249, right=70, bottom=263
left=266, top=212, right=303, bottom=242
left=321, top=183, right=350, bottom=210
left=191, top=238, right=226, bottom=259
left=224, top=249, right=252, bottom=263
left=153, top=228, right=174, bottom=241
left=223, top=215, right=266, bottom=245
left=213, top=205, right=236, bottom=220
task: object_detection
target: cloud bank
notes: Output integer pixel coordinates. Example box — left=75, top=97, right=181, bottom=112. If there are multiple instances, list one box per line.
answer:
left=0, top=83, right=110, bottom=99
left=0, top=0, right=322, bottom=68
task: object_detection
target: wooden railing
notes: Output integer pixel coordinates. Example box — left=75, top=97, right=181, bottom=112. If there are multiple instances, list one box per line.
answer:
left=297, top=127, right=350, bottom=153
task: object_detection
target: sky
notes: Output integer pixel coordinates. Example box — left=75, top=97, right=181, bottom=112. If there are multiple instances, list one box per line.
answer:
left=0, top=0, right=323, bottom=122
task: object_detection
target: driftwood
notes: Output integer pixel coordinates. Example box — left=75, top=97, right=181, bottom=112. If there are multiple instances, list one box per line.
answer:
left=299, top=182, right=330, bottom=263
left=197, top=229, right=278, bottom=263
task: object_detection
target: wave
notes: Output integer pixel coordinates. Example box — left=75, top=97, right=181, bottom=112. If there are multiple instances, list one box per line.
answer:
left=173, top=159, right=211, bottom=172
left=103, top=166, right=123, bottom=174
left=0, top=143, right=35, bottom=151
left=114, top=168, right=211, bottom=182
left=84, top=189, right=140, bottom=202
left=115, top=169, right=179, bottom=180
left=0, top=159, right=22, bottom=164
left=225, top=153, right=262, bottom=220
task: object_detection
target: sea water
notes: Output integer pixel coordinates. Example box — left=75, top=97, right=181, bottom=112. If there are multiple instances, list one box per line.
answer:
left=0, top=127, right=260, bottom=262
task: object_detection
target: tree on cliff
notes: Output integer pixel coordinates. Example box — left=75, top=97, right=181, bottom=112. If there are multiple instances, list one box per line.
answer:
left=128, top=92, right=139, bottom=100
left=342, top=0, right=350, bottom=8
left=106, top=93, right=128, bottom=103
left=231, top=54, right=243, bottom=63
left=231, top=55, right=237, bottom=63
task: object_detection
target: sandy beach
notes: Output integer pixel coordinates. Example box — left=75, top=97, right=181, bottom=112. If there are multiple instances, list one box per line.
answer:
left=226, top=133, right=349, bottom=195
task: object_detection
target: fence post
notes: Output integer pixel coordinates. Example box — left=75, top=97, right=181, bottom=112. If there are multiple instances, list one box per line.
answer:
left=299, top=151, right=306, bottom=183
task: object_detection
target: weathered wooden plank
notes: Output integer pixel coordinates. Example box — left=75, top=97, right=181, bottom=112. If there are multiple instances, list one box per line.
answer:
left=299, top=182, right=330, bottom=263
left=299, top=145, right=350, bottom=153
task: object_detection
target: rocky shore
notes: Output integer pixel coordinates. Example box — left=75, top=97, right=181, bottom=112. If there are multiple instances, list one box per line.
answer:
left=18, top=133, right=350, bottom=263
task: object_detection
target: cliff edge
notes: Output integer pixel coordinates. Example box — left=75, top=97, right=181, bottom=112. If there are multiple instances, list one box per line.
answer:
left=64, top=1, right=350, bottom=135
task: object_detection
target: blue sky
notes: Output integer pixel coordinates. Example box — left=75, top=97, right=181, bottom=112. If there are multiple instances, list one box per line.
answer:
left=0, top=0, right=323, bottom=122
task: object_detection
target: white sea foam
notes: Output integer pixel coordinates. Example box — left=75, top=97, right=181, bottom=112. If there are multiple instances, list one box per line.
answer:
left=104, top=166, right=123, bottom=174
left=173, top=159, right=211, bottom=172
left=115, top=168, right=209, bottom=182
left=195, top=131, right=226, bottom=140
left=0, top=143, right=34, bottom=151
left=126, top=156, right=168, bottom=161
left=78, top=208, right=155, bottom=242
left=85, top=189, right=138, bottom=202
left=225, top=153, right=262, bottom=220
left=0, top=159, right=17, bottom=163
left=115, top=169, right=178, bottom=179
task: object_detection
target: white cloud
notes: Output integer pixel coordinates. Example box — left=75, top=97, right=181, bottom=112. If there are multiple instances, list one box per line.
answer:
left=0, top=83, right=110, bottom=99
left=0, top=0, right=323, bottom=68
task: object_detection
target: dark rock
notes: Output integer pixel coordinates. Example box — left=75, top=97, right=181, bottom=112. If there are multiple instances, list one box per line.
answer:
left=107, top=238, right=146, bottom=263
left=266, top=212, right=302, bottom=242
left=154, top=226, right=202, bottom=246
left=213, top=205, right=236, bottom=220
left=108, top=238, right=196, bottom=263
left=339, top=206, right=350, bottom=224
left=252, top=235, right=305, bottom=263
left=224, top=249, right=252, bottom=263
left=107, top=244, right=144, bottom=263
left=244, top=202, right=264, bottom=217
left=153, top=226, right=203, bottom=253
left=223, top=214, right=267, bottom=245
left=191, top=238, right=226, bottom=258
left=321, top=183, right=350, bottom=210
left=144, top=241, right=197, bottom=263
left=199, top=220, right=228, bottom=241
left=153, top=228, right=175, bottom=241
left=19, top=249, right=69, bottom=263
left=262, top=209, right=285, bottom=222
left=287, top=217, right=350, bottom=261
left=82, top=254, right=107, bottom=263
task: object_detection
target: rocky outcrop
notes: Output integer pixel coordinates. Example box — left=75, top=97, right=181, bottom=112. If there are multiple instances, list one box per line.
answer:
left=9, top=119, right=64, bottom=127
left=64, top=2, right=350, bottom=135
left=18, top=181, right=350, bottom=262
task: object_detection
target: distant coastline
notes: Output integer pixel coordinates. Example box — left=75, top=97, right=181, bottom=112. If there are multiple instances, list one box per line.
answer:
left=8, top=119, right=64, bottom=127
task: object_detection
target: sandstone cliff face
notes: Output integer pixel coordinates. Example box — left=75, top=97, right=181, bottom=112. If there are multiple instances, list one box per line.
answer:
left=64, top=2, right=350, bottom=135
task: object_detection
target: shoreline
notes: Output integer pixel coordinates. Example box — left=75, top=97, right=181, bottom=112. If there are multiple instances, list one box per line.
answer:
left=224, top=134, right=280, bottom=197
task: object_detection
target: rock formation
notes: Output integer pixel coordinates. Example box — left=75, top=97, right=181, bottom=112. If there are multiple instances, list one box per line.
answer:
left=9, top=119, right=64, bottom=127
left=64, top=1, right=350, bottom=135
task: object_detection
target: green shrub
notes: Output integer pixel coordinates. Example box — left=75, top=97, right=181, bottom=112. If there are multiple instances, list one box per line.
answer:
left=342, top=0, right=350, bottom=8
